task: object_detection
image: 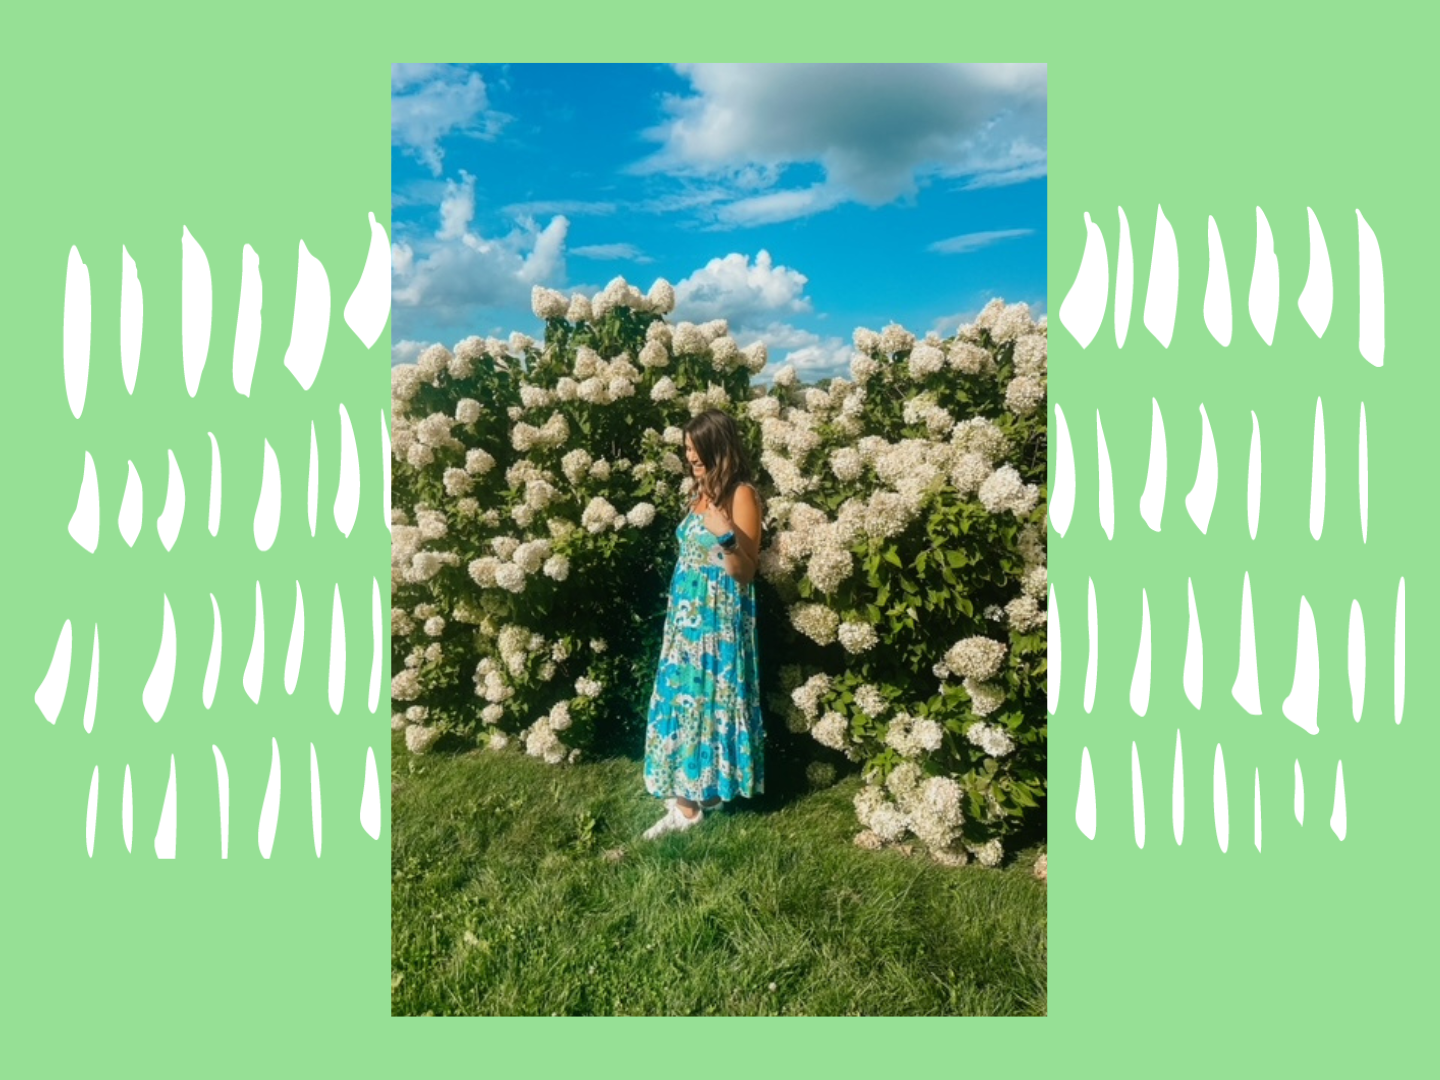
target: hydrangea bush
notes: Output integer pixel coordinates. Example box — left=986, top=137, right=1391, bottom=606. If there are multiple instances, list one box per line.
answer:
left=390, top=278, right=1047, bottom=867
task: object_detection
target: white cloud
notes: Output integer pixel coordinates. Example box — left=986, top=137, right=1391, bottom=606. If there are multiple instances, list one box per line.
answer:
left=503, top=199, right=617, bottom=218
left=392, top=65, right=508, bottom=177
left=391, top=339, right=434, bottom=366
left=392, top=171, right=570, bottom=327
left=928, top=228, right=1035, bottom=255
left=571, top=243, right=652, bottom=263
left=636, top=63, right=1046, bottom=225
left=673, top=250, right=811, bottom=324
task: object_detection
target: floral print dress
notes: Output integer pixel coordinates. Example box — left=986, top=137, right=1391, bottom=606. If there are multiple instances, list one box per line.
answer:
left=643, top=504, right=764, bottom=803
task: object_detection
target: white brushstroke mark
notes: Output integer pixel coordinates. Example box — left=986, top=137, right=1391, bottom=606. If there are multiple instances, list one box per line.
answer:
left=118, top=460, right=143, bottom=548
left=1130, top=588, right=1151, bottom=717
left=1330, top=760, right=1347, bottom=841
left=1140, top=398, right=1167, bottom=532
left=1051, top=404, right=1075, bottom=538
left=68, top=450, right=99, bottom=553
left=142, top=595, right=176, bottom=723
left=1184, top=578, right=1203, bottom=710
left=344, top=212, right=392, bottom=349
left=181, top=225, right=212, bottom=398
left=1047, top=582, right=1060, bottom=715
left=283, top=240, right=330, bottom=391
left=1282, top=596, right=1320, bottom=735
left=381, top=410, right=392, bottom=535
left=1213, top=743, right=1229, bottom=854
left=1172, top=729, right=1185, bottom=846
left=1298, top=207, right=1332, bottom=338
left=329, top=583, right=347, bottom=716
left=1143, top=204, right=1179, bottom=348
left=120, top=245, right=143, bottom=395
left=36, top=619, right=73, bottom=724
left=1309, top=397, right=1326, bottom=541
left=1185, top=404, right=1218, bottom=534
left=335, top=403, right=360, bottom=538
left=1059, top=211, right=1108, bottom=349
left=1095, top=410, right=1113, bottom=540
left=203, top=593, right=222, bottom=710
left=308, top=421, right=319, bottom=538
left=361, top=747, right=382, bottom=840
left=86, top=766, right=99, bottom=858
left=1076, top=747, right=1096, bottom=840
left=1294, top=759, right=1305, bottom=825
left=254, top=438, right=281, bottom=552
left=1349, top=600, right=1365, bottom=722
left=156, top=449, right=185, bottom=552
left=1253, top=769, right=1262, bottom=854
left=1359, top=403, right=1368, bottom=544
left=1203, top=216, right=1232, bottom=346
left=1247, top=411, right=1262, bottom=540
left=82, top=624, right=99, bottom=734
left=233, top=243, right=262, bottom=397
left=1226, top=576, right=1261, bottom=720
left=154, top=755, right=177, bottom=860
left=1248, top=207, right=1279, bottom=345
left=64, top=245, right=90, bottom=419
left=122, top=764, right=133, bottom=853
left=1131, top=741, right=1145, bottom=849
left=1395, top=577, right=1405, bottom=725
left=310, top=743, right=323, bottom=858
left=369, top=577, right=382, bottom=714
left=1084, top=577, right=1098, bottom=714
left=1357, top=210, right=1384, bottom=367
left=213, top=745, right=230, bottom=859
left=1115, top=206, right=1133, bottom=348
left=243, top=581, right=265, bottom=705
left=285, top=581, right=305, bottom=696
left=259, top=737, right=281, bottom=860
left=207, top=432, right=221, bottom=537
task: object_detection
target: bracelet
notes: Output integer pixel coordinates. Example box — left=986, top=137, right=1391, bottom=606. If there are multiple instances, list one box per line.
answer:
left=716, top=530, right=737, bottom=550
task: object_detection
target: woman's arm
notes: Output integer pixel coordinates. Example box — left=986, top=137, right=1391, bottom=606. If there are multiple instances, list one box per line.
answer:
left=714, top=484, right=762, bottom=585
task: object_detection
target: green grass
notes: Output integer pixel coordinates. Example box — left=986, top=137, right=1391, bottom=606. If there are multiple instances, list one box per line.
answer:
left=391, top=734, right=1047, bottom=1016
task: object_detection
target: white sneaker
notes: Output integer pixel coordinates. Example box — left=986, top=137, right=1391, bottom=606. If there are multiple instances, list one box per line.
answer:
left=643, top=805, right=703, bottom=840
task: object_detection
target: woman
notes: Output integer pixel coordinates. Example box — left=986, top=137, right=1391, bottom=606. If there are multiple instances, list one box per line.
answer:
left=641, top=409, right=765, bottom=840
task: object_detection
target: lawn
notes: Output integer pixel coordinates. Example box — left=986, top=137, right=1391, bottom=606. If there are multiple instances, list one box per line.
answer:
left=391, top=734, right=1047, bottom=1016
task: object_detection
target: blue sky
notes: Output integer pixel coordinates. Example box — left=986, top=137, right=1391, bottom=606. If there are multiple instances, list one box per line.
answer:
left=391, top=63, right=1047, bottom=382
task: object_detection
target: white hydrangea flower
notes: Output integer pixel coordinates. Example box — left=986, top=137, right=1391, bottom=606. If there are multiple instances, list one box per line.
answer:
left=532, top=285, right=568, bottom=320
left=566, top=294, right=593, bottom=323
left=773, top=364, right=798, bottom=388
left=455, top=398, right=481, bottom=424
left=543, top=554, right=570, bottom=582
left=627, top=502, right=656, bottom=528
left=854, top=684, right=887, bottom=718
left=1006, top=374, right=1046, bottom=416
left=944, top=636, right=1008, bottom=681
left=979, top=465, right=1040, bottom=517
left=405, top=725, right=441, bottom=755
left=963, top=677, right=1005, bottom=717
left=811, top=711, right=849, bottom=751
left=837, top=621, right=878, bottom=654
left=966, top=721, right=1016, bottom=758
left=575, top=676, right=602, bottom=699
left=789, top=603, right=840, bottom=646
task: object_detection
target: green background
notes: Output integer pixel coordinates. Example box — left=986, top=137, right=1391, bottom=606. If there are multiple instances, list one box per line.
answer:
left=7, top=6, right=1432, bottom=1072
left=1049, top=9, right=1433, bottom=1071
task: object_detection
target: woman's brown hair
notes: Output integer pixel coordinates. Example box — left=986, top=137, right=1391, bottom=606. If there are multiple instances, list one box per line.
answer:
left=684, top=409, right=758, bottom=514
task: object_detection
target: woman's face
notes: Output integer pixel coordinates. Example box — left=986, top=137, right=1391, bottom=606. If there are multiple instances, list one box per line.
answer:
left=684, top=435, right=706, bottom=479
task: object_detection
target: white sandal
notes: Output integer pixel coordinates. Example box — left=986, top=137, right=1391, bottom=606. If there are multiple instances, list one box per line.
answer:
left=643, top=804, right=704, bottom=840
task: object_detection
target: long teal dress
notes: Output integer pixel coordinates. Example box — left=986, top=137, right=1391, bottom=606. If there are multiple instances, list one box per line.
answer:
left=643, top=504, right=764, bottom=803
